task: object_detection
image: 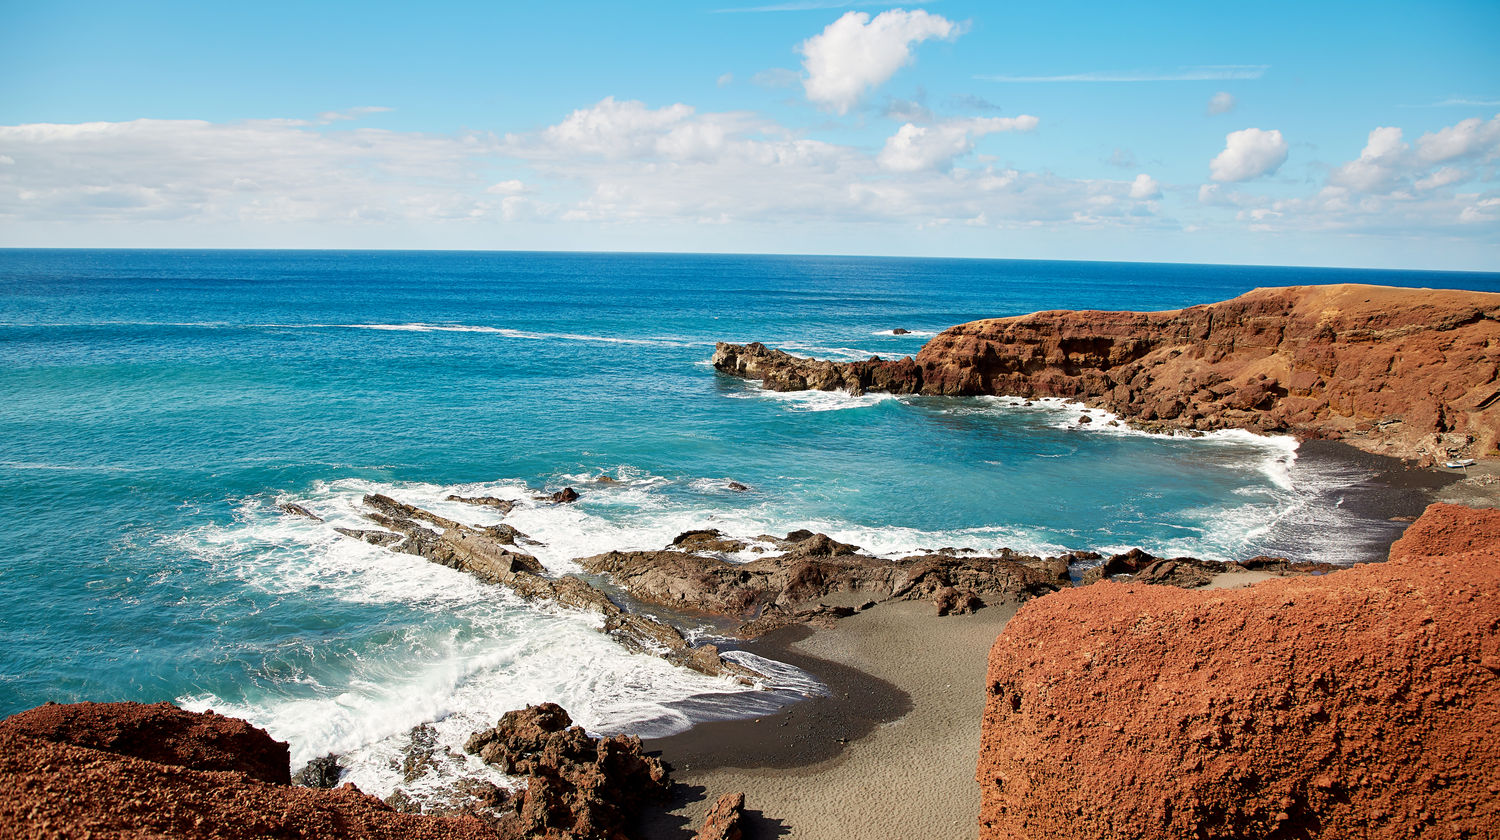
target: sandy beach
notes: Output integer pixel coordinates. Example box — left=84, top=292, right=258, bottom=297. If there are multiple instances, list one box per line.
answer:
left=641, top=598, right=1020, bottom=839
left=636, top=442, right=1498, bottom=839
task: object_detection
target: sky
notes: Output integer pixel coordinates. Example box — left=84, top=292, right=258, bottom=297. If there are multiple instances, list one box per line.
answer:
left=1, top=0, right=1498, bottom=270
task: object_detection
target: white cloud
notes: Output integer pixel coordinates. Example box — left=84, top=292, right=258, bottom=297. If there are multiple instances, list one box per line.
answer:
left=1209, top=128, right=1288, bottom=182
left=485, top=179, right=527, bottom=195
left=1415, top=114, right=1500, bottom=163
left=800, top=10, right=960, bottom=114
left=1329, top=126, right=1408, bottom=192
left=0, top=118, right=501, bottom=224
left=1129, top=173, right=1161, bottom=199
left=717, top=72, right=734, bottom=87
left=1207, top=92, right=1236, bottom=115
left=876, top=115, right=1037, bottom=172
left=538, top=97, right=698, bottom=159
left=1414, top=167, right=1468, bottom=191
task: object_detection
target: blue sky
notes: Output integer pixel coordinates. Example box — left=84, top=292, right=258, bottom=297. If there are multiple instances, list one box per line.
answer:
left=2, top=0, right=1498, bottom=269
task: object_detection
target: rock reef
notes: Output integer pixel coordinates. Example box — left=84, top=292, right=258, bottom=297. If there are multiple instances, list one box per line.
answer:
left=578, top=529, right=1073, bottom=636
left=977, top=502, right=1500, bottom=839
left=715, top=284, right=1500, bottom=462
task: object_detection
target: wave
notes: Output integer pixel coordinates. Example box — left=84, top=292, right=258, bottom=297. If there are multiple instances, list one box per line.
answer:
left=0, top=320, right=702, bottom=348
left=724, top=385, right=902, bottom=413
left=870, top=329, right=937, bottom=337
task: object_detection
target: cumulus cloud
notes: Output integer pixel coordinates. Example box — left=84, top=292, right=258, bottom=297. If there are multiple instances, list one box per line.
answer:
left=1128, top=173, right=1162, bottom=199
left=1415, top=114, right=1500, bottom=163
left=1207, top=92, right=1236, bottom=115
left=876, top=115, right=1037, bottom=172
left=800, top=10, right=960, bottom=114
left=1209, top=128, right=1288, bottom=182
left=1328, top=126, right=1408, bottom=192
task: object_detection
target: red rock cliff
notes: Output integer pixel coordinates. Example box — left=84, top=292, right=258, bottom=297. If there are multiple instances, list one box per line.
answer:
left=715, top=283, right=1500, bottom=462
left=976, top=502, right=1500, bottom=840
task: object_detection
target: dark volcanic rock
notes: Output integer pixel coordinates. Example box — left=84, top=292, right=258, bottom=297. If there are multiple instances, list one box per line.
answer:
left=465, top=703, right=669, bottom=840
left=334, top=527, right=403, bottom=546
left=549, top=487, right=581, bottom=504
left=725, top=481, right=750, bottom=492
left=446, top=494, right=516, bottom=514
left=580, top=537, right=1070, bottom=636
left=1, top=701, right=291, bottom=786
left=672, top=529, right=749, bottom=555
left=351, top=494, right=758, bottom=682
left=292, top=754, right=343, bottom=788
left=1080, top=547, right=1340, bottom=588
left=278, top=502, right=323, bottom=521
left=891, top=328, right=911, bottom=335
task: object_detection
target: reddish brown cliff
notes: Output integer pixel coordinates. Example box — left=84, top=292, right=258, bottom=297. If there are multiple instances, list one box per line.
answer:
left=715, top=284, right=1500, bottom=462
left=976, top=502, right=1500, bottom=840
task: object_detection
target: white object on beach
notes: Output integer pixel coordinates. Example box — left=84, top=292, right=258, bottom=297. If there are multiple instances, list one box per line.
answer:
left=1444, top=458, right=1477, bottom=469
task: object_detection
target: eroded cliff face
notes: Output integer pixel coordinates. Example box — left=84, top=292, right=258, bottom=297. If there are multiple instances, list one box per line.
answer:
left=715, top=284, right=1500, bottom=462
left=976, top=502, right=1500, bottom=840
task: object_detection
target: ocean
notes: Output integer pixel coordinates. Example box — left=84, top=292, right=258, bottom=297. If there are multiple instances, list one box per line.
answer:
left=3, top=249, right=1497, bottom=803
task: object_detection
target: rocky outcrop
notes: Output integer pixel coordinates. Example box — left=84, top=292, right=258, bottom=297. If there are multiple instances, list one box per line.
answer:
left=1078, top=547, right=1338, bottom=588
left=715, top=284, right=1500, bottom=462
left=0, top=701, right=689, bottom=839
left=976, top=502, right=1500, bottom=840
left=579, top=530, right=1071, bottom=636
left=464, top=703, right=669, bottom=840
left=0, top=702, right=519, bottom=839
left=351, top=494, right=758, bottom=683
left=2, top=701, right=292, bottom=786
left=447, top=494, right=516, bottom=514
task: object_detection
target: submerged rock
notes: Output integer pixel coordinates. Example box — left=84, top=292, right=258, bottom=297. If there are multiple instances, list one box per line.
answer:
left=277, top=502, right=322, bottom=521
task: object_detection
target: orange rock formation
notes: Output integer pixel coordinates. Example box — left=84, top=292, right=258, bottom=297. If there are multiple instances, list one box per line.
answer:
left=715, top=284, right=1500, bottom=462
left=976, top=502, right=1500, bottom=839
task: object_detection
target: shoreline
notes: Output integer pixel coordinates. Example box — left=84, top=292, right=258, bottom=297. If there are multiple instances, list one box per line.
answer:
left=635, top=437, right=1492, bottom=839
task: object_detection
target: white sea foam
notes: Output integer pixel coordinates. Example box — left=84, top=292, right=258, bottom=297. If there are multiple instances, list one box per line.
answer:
left=870, top=329, right=937, bottom=337
left=777, top=343, right=883, bottom=362
left=725, top=386, right=902, bottom=413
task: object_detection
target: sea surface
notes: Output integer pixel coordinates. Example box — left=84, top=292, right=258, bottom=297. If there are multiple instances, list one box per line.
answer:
left=3, top=249, right=1497, bottom=802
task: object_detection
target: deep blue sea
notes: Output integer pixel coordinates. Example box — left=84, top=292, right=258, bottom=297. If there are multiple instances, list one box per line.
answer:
left=3, top=249, right=1497, bottom=800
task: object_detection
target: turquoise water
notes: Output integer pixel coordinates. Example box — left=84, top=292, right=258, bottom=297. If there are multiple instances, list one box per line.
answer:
left=3, top=249, right=1496, bottom=799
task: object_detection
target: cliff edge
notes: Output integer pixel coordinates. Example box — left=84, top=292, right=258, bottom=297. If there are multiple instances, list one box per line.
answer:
left=976, top=502, right=1500, bottom=839
left=714, top=284, right=1500, bottom=462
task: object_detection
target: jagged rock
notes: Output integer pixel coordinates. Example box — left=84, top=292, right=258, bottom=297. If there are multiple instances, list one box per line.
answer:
left=446, top=495, right=515, bottom=514
left=465, top=704, right=668, bottom=840
left=549, top=487, right=581, bottom=504
left=355, top=495, right=758, bottom=683
left=715, top=285, right=1500, bottom=462
left=891, top=328, right=911, bottom=335
left=1079, top=548, right=1340, bottom=588
left=580, top=537, right=1070, bottom=637
left=278, top=503, right=322, bottom=521
left=593, top=475, right=619, bottom=484
left=672, top=529, right=749, bottom=555
left=725, top=481, right=750, bottom=492
left=693, top=792, right=747, bottom=840
left=334, top=527, right=403, bottom=546
left=933, top=586, right=984, bottom=616
left=292, top=754, right=342, bottom=788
